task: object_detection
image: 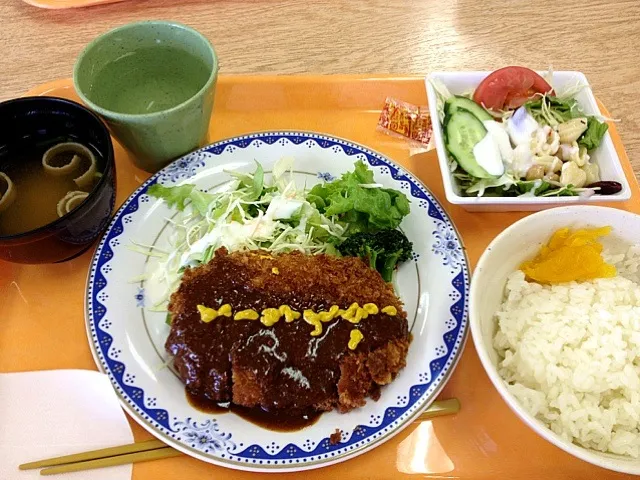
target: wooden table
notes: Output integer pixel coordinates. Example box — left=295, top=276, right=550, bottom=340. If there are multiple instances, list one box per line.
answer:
left=0, top=0, right=639, bottom=173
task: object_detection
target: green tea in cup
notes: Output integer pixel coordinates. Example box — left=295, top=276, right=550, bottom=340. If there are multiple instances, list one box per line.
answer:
left=88, top=46, right=210, bottom=115
left=74, top=21, right=218, bottom=172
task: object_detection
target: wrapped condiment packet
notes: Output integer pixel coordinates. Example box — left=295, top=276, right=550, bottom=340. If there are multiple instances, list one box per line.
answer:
left=377, top=97, right=433, bottom=149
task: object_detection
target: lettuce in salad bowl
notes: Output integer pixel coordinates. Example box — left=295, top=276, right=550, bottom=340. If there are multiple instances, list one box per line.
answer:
left=426, top=68, right=631, bottom=211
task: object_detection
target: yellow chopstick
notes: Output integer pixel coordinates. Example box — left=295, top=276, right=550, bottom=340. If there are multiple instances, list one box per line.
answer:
left=416, top=398, right=460, bottom=421
left=19, top=438, right=166, bottom=470
left=19, top=398, right=460, bottom=475
left=40, top=448, right=182, bottom=476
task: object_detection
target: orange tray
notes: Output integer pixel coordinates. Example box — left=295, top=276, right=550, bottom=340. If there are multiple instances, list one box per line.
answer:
left=3, top=75, right=639, bottom=480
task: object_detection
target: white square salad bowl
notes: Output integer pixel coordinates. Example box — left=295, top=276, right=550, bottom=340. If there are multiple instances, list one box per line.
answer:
left=425, top=71, right=631, bottom=212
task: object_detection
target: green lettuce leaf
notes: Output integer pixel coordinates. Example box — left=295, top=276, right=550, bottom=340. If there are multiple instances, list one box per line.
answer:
left=525, top=96, right=578, bottom=124
left=578, top=117, right=609, bottom=150
left=147, top=184, right=195, bottom=211
left=307, top=160, right=410, bottom=233
left=189, top=190, right=215, bottom=216
left=249, top=161, right=264, bottom=200
left=227, top=161, right=264, bottom=201
left=148, top=183, right=214, bottom=216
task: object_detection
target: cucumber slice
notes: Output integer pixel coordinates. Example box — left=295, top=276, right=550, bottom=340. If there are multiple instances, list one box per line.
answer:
left=444, top=110, right=495, bottom=179
left=445, top=95, right=493, bottom=122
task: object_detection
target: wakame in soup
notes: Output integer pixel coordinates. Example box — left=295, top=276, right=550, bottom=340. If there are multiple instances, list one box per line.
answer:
left=0, top=136, right=104, bottom=236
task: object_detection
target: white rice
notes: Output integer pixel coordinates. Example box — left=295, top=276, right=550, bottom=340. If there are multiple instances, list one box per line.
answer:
left=494, top=244, right=640, bottom=458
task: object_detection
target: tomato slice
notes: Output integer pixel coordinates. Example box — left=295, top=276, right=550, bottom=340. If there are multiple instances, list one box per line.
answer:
left=473, top=66, right=554, bottom=111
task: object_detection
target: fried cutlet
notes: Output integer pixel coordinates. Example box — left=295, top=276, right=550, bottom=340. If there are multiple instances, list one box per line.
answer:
left=166, top=248, right=410, bottom=413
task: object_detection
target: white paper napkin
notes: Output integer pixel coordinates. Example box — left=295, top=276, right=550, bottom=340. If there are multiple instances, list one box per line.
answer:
left=0, top=369, right=134, bottom=480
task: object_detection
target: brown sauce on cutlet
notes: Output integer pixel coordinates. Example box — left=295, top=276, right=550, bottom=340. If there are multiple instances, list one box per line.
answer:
left=167, top=249, right=410, bottom=415
left=186, top=390, right=321, bottom=431
left=186, top=390, right=229, bottom=413
left=232, top=405, right=322, bottom=431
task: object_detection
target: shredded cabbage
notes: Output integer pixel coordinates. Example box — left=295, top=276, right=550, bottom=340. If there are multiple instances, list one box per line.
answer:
left=138, top=157, right=347, bottom=307
left=464, top=173, right=517, bottom=197
left=429, top=78, right=453, bottom=123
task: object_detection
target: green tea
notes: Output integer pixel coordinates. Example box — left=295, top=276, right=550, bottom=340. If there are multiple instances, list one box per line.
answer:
left=88, top=46, right=211, bottom=114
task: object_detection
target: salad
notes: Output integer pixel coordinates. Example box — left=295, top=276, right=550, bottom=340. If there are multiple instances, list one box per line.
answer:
left=134, top=158, right=413, bottom=309
left=433, top=66, right=619, bottom=197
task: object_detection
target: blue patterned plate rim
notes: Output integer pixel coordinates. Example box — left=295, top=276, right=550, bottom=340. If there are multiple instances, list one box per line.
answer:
left=84, top=130, right=470, bottom=472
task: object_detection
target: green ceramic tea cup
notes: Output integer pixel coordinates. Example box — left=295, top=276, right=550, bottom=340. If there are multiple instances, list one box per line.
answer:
left=74, top=21, right=218, bottom=172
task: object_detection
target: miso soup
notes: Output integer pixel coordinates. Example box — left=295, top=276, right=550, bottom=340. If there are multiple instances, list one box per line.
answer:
left=0, top=137, right=104, bottom=236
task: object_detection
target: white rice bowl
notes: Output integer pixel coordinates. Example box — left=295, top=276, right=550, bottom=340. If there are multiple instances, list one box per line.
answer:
left=495, top=258, right=640, bottom=457
left=470, top=205, right=640, bottom=474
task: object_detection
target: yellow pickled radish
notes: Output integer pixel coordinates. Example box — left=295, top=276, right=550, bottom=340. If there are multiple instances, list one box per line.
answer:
left=520, top=226, right=616, bottom=284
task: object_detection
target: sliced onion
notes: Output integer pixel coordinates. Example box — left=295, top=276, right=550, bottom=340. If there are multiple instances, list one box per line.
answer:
left=43, top=142, right=97, bottom=190
left=73, top=156, right=98, bottom=190
left=43, top=142, right=84, bottom=176
left=578, top=188, right=596, bottom=199
left=56, top=191, right=89, bottom=218
left=0, top=172, right=16, bottom=214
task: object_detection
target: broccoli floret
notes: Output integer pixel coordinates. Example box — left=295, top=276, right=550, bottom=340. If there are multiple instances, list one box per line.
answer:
left=338, top=229, right=413, bottom=282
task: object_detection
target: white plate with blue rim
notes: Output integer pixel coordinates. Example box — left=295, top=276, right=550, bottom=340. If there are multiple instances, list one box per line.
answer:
left=85, top=131, right=469, bottom=472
